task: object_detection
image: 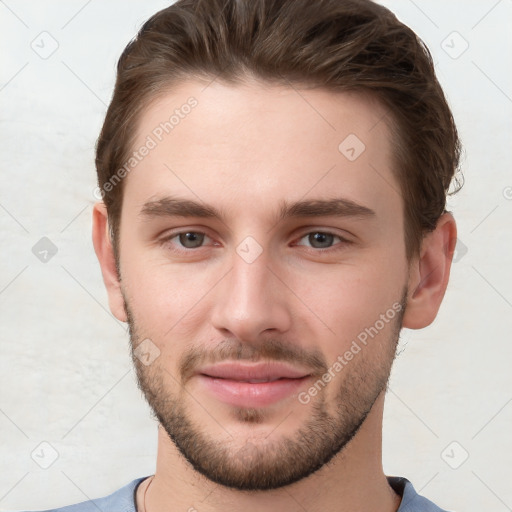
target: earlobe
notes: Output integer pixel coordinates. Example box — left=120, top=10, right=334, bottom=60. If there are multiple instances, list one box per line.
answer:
left=91, top=202, right=128, bottom=322
left=402, top=212, right=457, bottom=329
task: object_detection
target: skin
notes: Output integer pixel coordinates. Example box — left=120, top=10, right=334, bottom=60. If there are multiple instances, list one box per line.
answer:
left=92, top=78, right=456, bottom=512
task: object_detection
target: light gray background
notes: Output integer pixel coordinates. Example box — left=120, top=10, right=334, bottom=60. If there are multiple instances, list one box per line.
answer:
left=1, top=1, right=511, bottom=511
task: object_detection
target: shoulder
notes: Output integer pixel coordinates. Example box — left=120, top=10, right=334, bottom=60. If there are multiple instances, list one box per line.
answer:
left=388, top=476, right=453, bottom=512
left=17, top=476, right=149, bottom=512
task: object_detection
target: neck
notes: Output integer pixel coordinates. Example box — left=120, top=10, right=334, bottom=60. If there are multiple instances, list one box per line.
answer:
left=139, top=395, right=401, bottom=512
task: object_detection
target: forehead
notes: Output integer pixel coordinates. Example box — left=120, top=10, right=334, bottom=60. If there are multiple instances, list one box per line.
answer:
left=124, top=78, right=401, bottom=225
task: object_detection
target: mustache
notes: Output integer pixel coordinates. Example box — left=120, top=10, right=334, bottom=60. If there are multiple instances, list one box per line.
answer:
left=123, top=298, right=328, bottom=382
left=179, top=338, right=328, bottom=384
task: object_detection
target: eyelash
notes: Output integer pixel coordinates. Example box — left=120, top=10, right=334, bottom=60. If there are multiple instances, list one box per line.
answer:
left=159, top=229, right=352, bottom=254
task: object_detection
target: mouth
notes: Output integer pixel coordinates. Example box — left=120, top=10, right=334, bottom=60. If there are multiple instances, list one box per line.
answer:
left=195, top=361, right=312, bottom=408
left=210, top=377, right=285, bottom=383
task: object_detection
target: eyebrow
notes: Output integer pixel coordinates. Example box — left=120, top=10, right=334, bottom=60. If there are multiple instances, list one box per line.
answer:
left=139, top=196, right=376, bottom=223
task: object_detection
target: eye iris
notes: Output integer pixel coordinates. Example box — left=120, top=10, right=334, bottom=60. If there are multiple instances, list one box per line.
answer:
left=309, top=232, right=333, bottom=248
left=179, top=232, right=204, bottom=248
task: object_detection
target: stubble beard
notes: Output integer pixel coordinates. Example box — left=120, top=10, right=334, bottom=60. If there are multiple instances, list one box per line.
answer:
left=126, top=290, right=407, bottom=491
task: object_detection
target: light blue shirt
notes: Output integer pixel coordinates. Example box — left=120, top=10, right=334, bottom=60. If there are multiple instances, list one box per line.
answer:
left=18, top=476, right=450, bottom=511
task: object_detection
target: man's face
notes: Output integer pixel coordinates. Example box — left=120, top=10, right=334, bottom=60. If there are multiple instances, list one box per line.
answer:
left=117, top=80, right=410, bottom=490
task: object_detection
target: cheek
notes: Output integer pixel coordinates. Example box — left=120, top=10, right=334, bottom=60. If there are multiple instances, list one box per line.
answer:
left=122, top=255, right=217, bottom=337
left=289, top=261, right=404, bottom=356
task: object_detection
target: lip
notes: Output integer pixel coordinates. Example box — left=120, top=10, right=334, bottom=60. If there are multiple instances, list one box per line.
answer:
left=195, top=362, right=313, bottom=408
left=197, top=361, right=311, bottom=381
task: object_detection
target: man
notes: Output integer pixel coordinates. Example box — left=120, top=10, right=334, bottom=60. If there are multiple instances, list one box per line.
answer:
left=29, top=0, right=462, bottom=510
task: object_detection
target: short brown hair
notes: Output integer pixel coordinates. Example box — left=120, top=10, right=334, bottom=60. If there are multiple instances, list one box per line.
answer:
left=95, top=0, right=462, bottom=263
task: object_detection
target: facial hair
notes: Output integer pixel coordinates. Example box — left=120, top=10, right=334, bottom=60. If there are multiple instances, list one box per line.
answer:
left=126, top=289, right=407, bottom=491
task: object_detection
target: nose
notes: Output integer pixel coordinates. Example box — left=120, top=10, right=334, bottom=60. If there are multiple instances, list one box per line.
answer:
left=210, top=246, right=292, bottom=342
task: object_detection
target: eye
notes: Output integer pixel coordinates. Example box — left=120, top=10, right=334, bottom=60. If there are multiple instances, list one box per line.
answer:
left=295, top=231, right=349, bottom=250
left=162, top=231, right=213, bottom=251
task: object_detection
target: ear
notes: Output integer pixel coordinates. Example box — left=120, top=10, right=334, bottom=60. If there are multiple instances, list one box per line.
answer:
left=402, top=212, right=457, bottom=329
left=91, top=202, right=127, bottom=322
